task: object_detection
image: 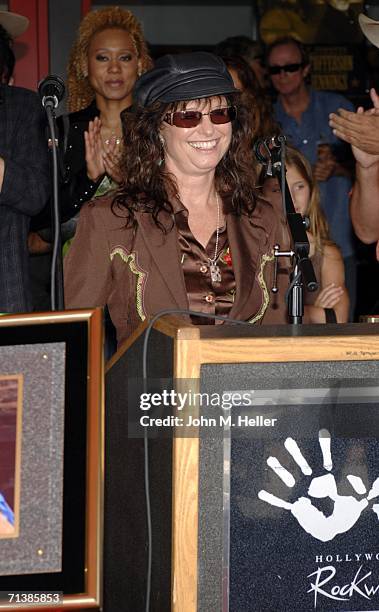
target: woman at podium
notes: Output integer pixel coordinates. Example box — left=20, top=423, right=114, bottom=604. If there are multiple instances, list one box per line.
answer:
left=64, top=52, right=288, bottom=345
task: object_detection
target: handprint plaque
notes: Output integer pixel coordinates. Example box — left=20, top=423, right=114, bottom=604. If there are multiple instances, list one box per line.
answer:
left=258, top=429, right=379, bottom=542
left=228, top=383, right=379, bottom=611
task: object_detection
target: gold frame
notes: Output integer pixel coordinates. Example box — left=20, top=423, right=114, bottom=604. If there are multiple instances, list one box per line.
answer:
left=0, top=309, right=104, bottom=610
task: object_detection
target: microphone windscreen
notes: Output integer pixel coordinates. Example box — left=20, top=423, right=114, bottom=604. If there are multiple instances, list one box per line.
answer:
left=38, top=75, right=65, bottom=107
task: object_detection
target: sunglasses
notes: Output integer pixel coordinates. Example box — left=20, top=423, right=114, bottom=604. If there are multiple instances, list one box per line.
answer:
left=268, top=63, right=304, bottom=76
left=163, top=106, right=237, bottom=128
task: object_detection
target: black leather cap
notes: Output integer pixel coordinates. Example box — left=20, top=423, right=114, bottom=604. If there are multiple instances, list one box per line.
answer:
left=133, top=52, right=238, bottom=107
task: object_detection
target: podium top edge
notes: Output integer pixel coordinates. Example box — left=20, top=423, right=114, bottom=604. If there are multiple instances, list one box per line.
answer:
left=194, top=322, right=379, bottom=340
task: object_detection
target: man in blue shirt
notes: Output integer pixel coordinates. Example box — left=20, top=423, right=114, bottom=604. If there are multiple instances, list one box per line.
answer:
left=266, top=37, right=357, bottom=319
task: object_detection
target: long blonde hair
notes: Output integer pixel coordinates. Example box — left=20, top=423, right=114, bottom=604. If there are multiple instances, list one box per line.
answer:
left=285, top=146, right=332, bottom=253
left=67, top=6, right=152, bottom=112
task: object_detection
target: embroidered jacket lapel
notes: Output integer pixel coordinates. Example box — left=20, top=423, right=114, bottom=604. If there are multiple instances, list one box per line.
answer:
left=135, top=211, right=189, bottom=310
left=227, top=210, right=271, bottom=321
left=135, top=203, right=273, bottom=323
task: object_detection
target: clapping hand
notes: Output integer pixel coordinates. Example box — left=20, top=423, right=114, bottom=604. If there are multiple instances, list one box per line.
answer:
left=84, top=117, right=123, bottom=184
left=329, top=88, right=379, bottom=166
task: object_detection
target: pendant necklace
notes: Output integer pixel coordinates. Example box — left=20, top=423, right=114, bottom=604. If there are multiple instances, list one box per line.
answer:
left=104, top=131, right=122, bottom=146
left=101, top=122, right=122, bottom=146
left=209, top=193, right=222, bottom=283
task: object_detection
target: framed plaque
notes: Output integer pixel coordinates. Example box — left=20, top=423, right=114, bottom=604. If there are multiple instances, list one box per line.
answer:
left=0, top=309, right=103, bottom=610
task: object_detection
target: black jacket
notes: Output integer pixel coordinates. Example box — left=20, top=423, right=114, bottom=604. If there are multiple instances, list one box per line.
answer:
left=0, top=85, right=49, bottom=312
left=31, top=101, right=102, bottom=231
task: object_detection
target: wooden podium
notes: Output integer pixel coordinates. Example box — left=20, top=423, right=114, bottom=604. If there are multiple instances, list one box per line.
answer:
left=104, top=318, right=379, bottom=612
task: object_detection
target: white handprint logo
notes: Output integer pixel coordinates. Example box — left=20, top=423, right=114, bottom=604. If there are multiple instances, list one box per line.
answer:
left=258, top=429, right=379, bottom=542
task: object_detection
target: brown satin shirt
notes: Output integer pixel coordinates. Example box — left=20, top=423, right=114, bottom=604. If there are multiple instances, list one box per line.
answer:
left=174, top=200, right=236, bottom=325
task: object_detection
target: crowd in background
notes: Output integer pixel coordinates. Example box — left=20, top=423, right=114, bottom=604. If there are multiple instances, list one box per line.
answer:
left=2, top=6, right=379, bottom=344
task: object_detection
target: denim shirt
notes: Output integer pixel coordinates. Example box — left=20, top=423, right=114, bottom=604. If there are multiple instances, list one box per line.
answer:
left=274, top=89, right=355, bottom=258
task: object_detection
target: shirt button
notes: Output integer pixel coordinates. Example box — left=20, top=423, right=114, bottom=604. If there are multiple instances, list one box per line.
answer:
left=205, top=294, right=214, bottom=303
left=199, top=264, right=208, bottom=274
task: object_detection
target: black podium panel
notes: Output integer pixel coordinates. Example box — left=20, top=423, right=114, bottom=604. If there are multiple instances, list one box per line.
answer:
left=198, top=360, right=379, bottom=612
left=104, top=329, right=174, bottom=612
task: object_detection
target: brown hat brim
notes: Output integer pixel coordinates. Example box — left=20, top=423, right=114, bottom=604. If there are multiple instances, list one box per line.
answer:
left=359, top=13, right=379, bottom=48
left=0, top=10, right=29, bottom=38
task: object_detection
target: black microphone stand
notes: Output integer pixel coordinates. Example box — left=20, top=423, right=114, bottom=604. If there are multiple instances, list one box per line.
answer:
left=265, top=136, right=318, bottom=324
left=41, top=95, right=64, bottom=311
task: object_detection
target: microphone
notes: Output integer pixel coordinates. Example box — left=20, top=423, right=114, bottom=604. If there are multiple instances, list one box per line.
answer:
left=253, top=135, right=286, bottom=165
left=267, top=135, right=286, bottom=148
left=38, top=75, right=65, bottom=110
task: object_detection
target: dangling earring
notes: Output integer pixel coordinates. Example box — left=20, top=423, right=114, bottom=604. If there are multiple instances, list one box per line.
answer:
left=81, top=61, right=88, bottom=79
left=158, top=134, right=165, bottom=167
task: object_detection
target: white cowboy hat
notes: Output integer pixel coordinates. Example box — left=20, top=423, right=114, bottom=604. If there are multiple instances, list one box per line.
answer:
left=0, top=10, right=29, bottom=38
left=359, top=13, right=379, bottom=49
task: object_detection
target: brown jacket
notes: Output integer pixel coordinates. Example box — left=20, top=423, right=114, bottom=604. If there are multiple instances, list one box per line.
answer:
left=64, top=195, right=288, bottom=345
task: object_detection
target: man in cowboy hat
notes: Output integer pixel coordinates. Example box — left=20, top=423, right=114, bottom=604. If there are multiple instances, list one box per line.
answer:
left=0, top=9, right=29, bottom=84
left=0, top=9, right=50, bottom=312
left=0, top=9, right=28, bottom=38
left=329, top=14, right=379, bottom=250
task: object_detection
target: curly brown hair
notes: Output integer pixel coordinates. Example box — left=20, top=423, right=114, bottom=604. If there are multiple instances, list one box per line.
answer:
left=221, top=55, right=280, bottom=139
left=112, top=94, right=260, bottom=230
left=67, top=6, right=152, bottom=112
